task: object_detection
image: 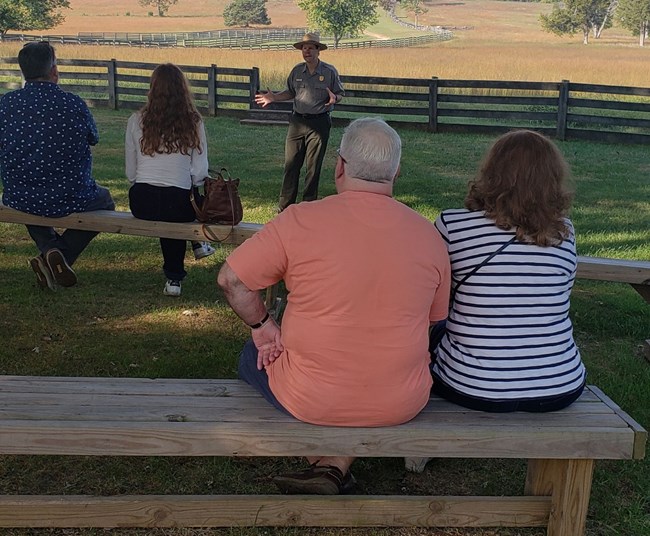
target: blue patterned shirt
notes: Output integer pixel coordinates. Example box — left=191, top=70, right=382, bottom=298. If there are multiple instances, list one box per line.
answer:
left=0, top=81, right=99, bottom=217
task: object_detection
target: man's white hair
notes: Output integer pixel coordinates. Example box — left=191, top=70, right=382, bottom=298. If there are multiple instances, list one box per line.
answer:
left=339, top=117, right=401, bottom=183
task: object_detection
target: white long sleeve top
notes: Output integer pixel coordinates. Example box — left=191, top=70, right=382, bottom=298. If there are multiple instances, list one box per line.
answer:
left=125, top=112, right=209, bottom=189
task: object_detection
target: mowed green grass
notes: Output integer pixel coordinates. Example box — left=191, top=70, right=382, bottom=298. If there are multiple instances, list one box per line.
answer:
left=0, top=108, right=648, bottom=536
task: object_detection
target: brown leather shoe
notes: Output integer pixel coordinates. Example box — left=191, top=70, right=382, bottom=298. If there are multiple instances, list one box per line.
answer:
left=273, top=464, right=356, bottom=495
left=45, top=248, right=77, bottom=287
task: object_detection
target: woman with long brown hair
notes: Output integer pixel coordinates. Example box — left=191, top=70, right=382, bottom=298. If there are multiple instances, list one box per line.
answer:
left=126, top=63, right=213, bottom=297
left=431, top=129, right=586, bottom=412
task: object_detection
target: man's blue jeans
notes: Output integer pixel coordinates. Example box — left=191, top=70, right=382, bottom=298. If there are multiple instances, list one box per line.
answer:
left=238, top=339, right=292, bottom=416
left=26, top=186, right=115, bottom=265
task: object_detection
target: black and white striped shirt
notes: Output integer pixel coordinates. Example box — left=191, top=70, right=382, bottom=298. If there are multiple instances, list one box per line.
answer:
left=432, top=209, right=586, bottom=401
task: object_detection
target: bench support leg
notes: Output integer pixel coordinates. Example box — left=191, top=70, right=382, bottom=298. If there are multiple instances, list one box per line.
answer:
left=525, top=459, right=594, bottom=536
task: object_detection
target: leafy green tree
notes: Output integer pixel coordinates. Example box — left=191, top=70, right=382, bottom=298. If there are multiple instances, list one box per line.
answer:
left=297, top=0, right=379, bottom=49
left=138, top=0, right=178, bottom=17
left=401, top=0, right=428, bottom=26
left=617, top=0, right=650, bottom=45
left=0, top=0, right=70, bottom=37
left=223, top=0, right=271, bottom=27
left=540, top=0, right=615, bottom=43
left=378, top=0, right=396, bottom=11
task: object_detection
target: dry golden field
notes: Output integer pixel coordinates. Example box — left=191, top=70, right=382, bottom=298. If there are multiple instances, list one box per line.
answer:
left=47, top=0, right=307, bottom=33
left=2, top=0, right=649, bottom=86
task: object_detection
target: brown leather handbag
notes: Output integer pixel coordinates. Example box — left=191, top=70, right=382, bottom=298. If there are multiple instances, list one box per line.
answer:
left=190, top=168, right=243, bottom=227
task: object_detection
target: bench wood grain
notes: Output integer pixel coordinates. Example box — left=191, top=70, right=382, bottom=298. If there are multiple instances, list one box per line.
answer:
left=0, top=376, right=645, bottom=533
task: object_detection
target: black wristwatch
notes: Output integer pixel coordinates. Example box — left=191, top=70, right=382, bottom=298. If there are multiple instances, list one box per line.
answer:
left=248, top=312, right=270, bottom=329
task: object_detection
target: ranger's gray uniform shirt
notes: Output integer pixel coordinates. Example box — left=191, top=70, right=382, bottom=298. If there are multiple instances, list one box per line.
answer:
left=286, top=60, right=344, bottom=115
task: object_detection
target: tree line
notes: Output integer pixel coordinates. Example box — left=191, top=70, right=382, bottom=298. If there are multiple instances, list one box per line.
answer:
left=541, top=0, right=650, bottom=46
left=1, top=0, right=649, bottom=47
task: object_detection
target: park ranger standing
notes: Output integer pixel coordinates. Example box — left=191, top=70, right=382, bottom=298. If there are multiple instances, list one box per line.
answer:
left=255, top=33, right=344, bottom=212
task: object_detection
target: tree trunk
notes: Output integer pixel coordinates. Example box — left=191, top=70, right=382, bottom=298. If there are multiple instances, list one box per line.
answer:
left=594, top=0, right=618, bottom=39
left=641, top=22, right=646, bottom=47
left=583, top=29, right=589, bottom=44
left=158, top=4, right=164, bottom=16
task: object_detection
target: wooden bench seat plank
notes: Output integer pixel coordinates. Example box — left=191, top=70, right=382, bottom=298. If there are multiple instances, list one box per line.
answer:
left=0, top=379, right=642, bottom=460
left=0, top=204, right=261, bottom=245
left=0, top=375, right=601, bottom=402
left=0, top=402, right=628, bottom=428
left=0, top=420, right=639, bottom=459
left=0, top=386, right=621, bottom=423
left=575, top=256, right=650, bottom=287
left=0, top=389, right=607, bottom=412
left=588, top=385, right=648, bottom=459
left=0, top=376, right=253, bottom=396
left=0, top=495, right=551, bottom=528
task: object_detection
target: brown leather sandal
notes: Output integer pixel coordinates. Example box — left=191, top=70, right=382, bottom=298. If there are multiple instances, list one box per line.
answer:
left=273, top=463, right=357, bottom=495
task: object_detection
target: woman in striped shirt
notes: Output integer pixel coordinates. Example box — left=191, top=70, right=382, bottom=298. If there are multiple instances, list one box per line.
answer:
left=431, top=130, right=586, bottom=412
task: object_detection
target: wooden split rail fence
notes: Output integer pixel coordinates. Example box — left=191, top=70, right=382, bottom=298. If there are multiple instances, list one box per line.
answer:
left=1, top=58, right=649, bottom=143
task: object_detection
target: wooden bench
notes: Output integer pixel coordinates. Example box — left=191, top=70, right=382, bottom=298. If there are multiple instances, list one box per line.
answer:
left=1, top=206, right=648, bottom=532
left=0, top=376, right=645, bottom=533
left=0, top=203, right=261, bottom=246
left=2, top=202, right=649, bottom=286
left=0, top=203, right=288, bottom=311
left=240, top=108, right=292, bottom=127
left=2, top=202, right=649, bottom=349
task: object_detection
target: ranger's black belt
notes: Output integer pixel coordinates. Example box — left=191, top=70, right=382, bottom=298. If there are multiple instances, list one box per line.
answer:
left=292, top=111, right=330, bottom=119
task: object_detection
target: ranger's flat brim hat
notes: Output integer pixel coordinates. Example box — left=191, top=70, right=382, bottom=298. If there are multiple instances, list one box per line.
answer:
left=293, top=33, right=327, bottom=50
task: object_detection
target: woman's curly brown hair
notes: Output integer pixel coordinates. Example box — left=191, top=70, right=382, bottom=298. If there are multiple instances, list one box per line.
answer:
left=139, top=63, right=202, bottom=156
left=465, top=130, right=574, bottom=247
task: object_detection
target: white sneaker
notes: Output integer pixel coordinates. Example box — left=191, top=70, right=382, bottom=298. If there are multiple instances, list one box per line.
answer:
left=404, top=457, right=432, bottom=473
left=193, top=242, right=216, bottom=260
left=163, top=279, right=182, bottom=297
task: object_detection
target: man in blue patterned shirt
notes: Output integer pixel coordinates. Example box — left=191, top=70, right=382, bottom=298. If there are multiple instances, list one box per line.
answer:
left=0, top=42, right=114, bottom=291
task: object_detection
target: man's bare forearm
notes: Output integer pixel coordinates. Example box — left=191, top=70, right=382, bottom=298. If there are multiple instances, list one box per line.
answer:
left=217, top=261, right=267, bottom=326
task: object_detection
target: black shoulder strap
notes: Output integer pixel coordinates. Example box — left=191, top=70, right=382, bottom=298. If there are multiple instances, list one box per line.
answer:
left=451, top=236, right=517, bottom=304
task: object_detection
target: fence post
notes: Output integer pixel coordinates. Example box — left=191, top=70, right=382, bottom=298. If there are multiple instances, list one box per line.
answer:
left=107, top=58, right=118, bottom=110
left=557, top=79, right=569, bottom=141
left=250, top=67, right=260, bottom=111
left=208, top=64, right=217, bottom=117
left=428, top=76, right=439, bottom=133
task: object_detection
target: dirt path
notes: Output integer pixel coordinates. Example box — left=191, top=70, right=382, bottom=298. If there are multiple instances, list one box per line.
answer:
left=364, top=31, right=390, bottom=40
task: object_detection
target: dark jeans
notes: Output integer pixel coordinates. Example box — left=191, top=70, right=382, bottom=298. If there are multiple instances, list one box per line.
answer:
left=26, top=185, right=115, bottom=265
left=428, top=320, right=586, bottom=412
left=431, top=376, right=586, bottom=413
left=279, top=113, right=331, bottom=211
left=129, top=183, right=196, bottom=281
left=238, top=339, right=292, bottom=416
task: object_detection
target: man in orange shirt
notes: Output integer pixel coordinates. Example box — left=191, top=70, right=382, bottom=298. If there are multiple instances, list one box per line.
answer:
left=218, top=117, right=450, bottom=495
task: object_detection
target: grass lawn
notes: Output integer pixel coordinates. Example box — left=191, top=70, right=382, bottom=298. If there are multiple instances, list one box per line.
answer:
left=0, top=108, right=648, bottom=536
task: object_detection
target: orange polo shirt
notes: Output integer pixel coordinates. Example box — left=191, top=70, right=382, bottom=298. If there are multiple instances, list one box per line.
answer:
left=227, top=191, right=450, bottom=426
